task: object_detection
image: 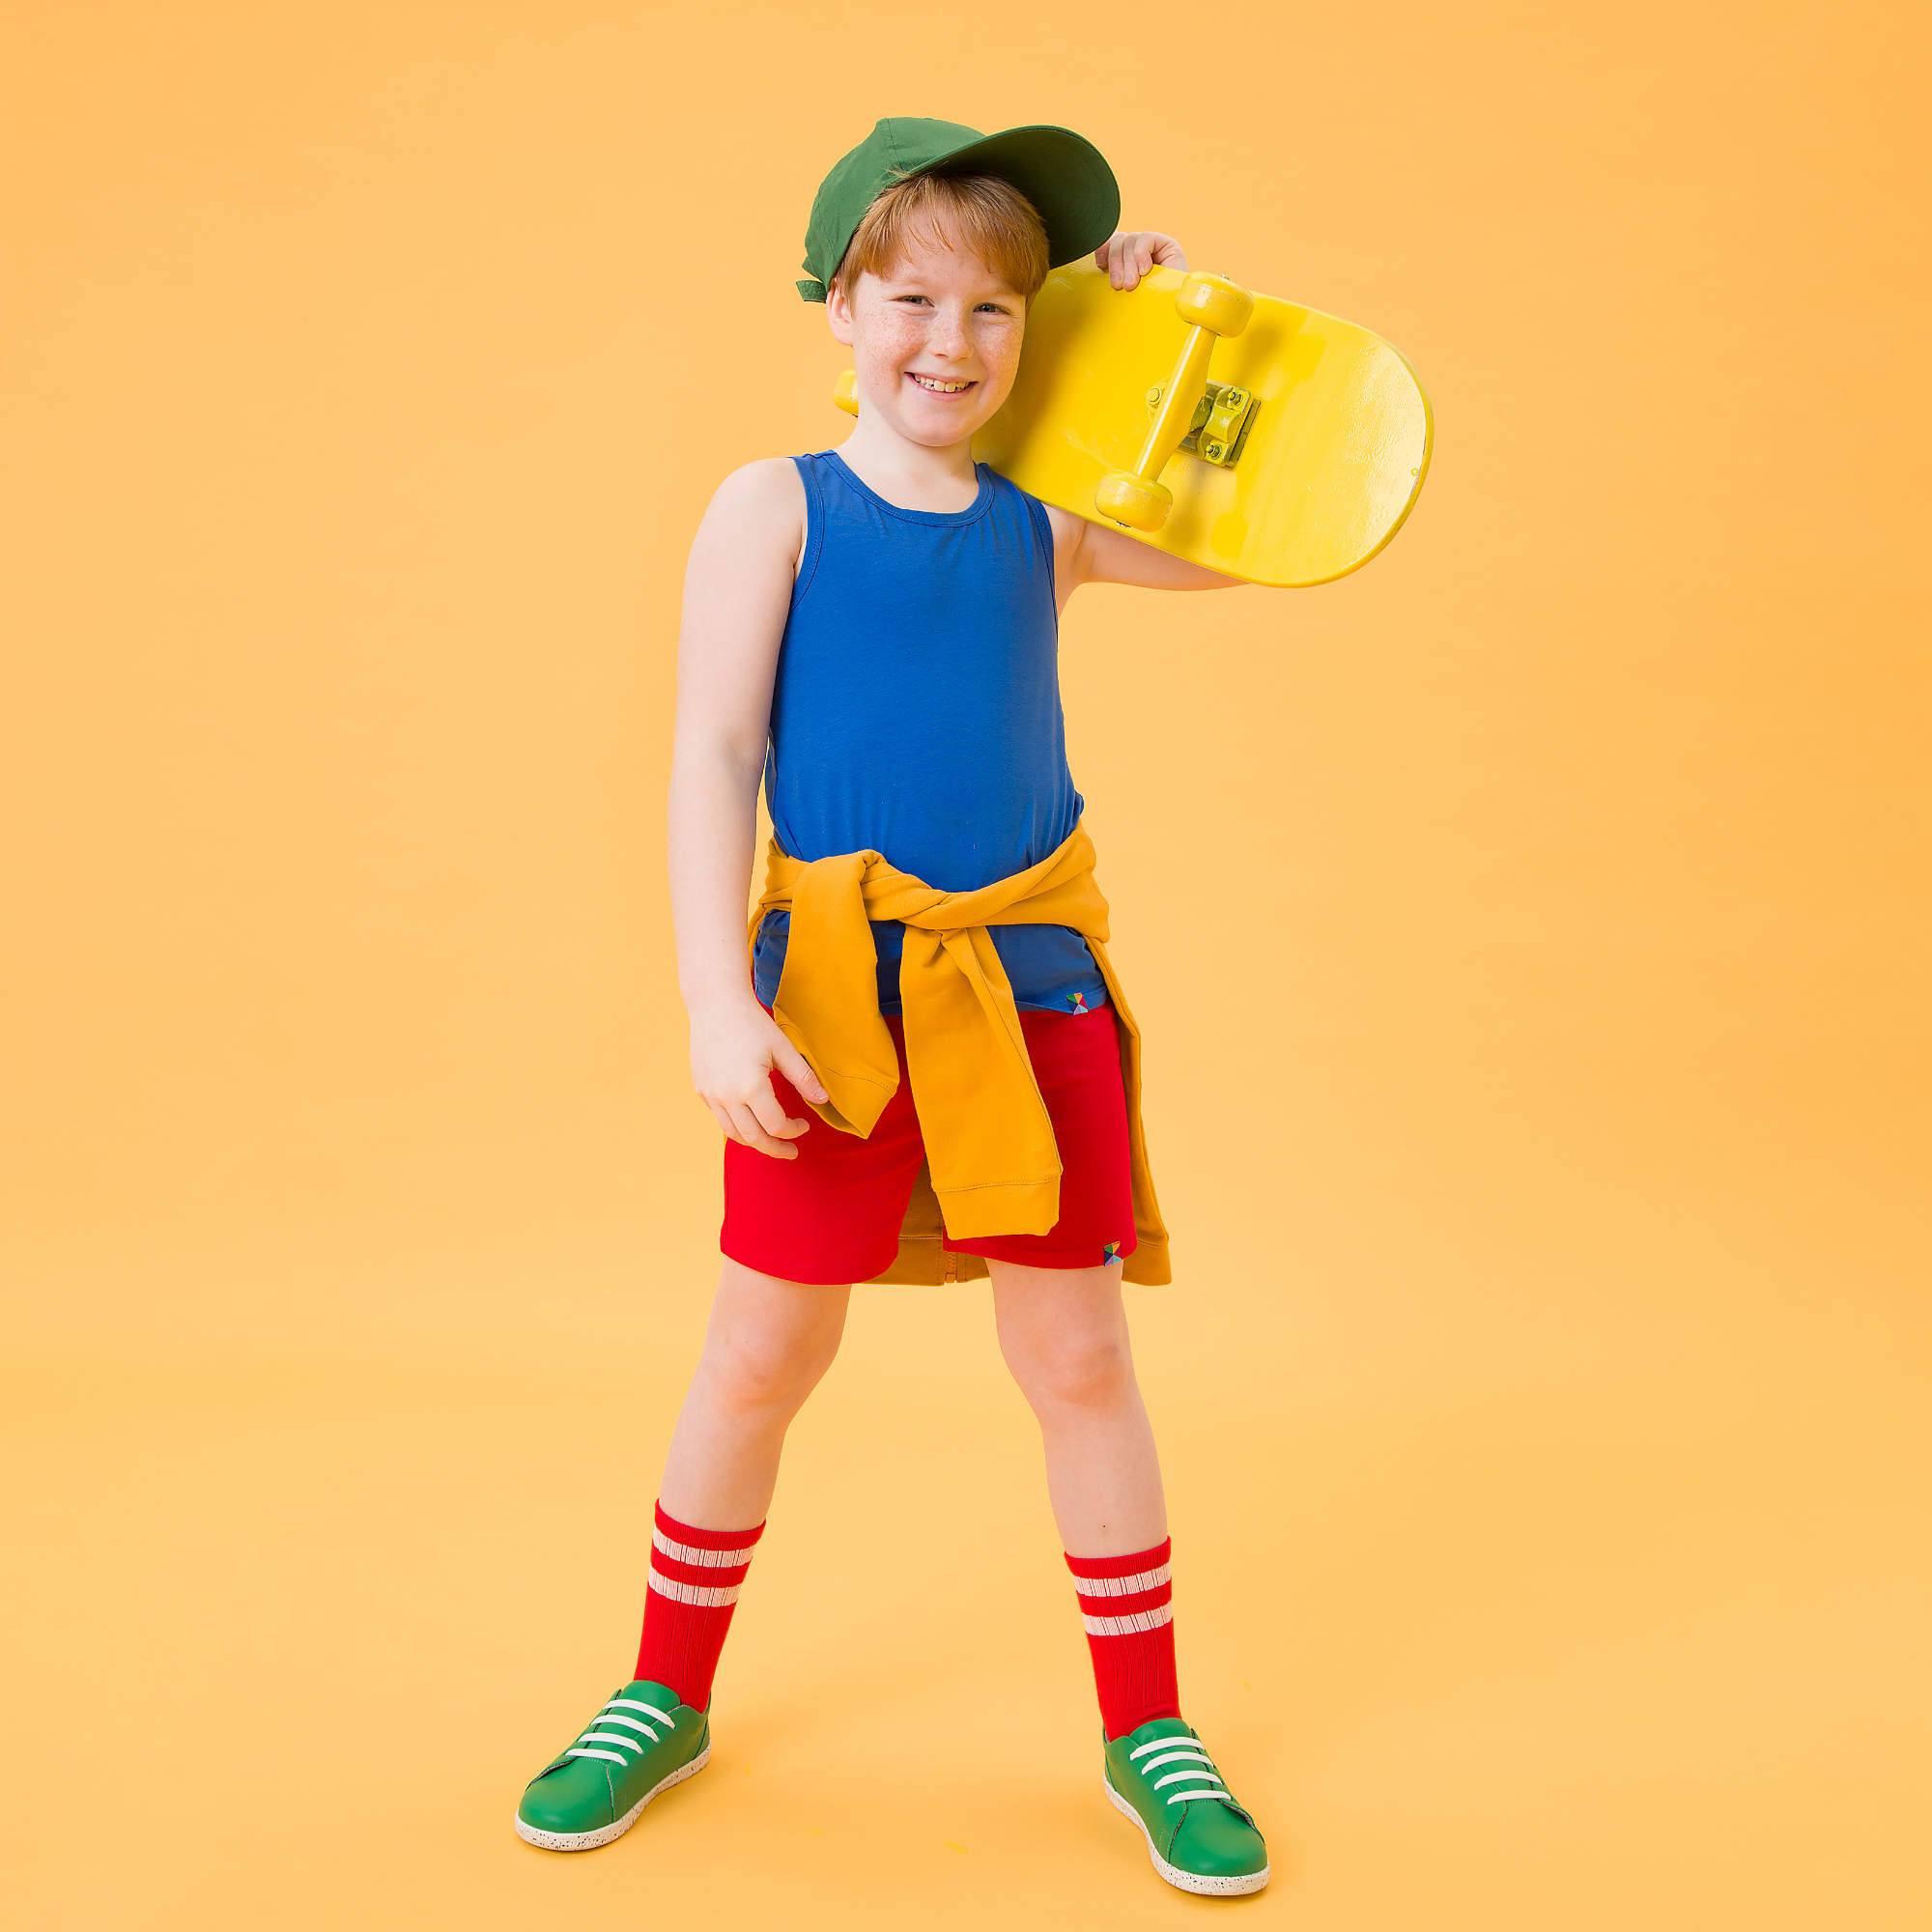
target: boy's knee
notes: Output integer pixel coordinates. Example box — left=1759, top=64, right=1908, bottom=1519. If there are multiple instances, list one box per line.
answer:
left=1001, top=1325, right=1133, bottom=1412
left=702, top=1318, right=841, bottom=1414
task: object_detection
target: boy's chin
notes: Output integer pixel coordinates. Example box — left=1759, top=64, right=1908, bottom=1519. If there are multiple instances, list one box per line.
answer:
left=895, top=420, right=980, bottom=451
left=877, top=383, right=1002, bottom=439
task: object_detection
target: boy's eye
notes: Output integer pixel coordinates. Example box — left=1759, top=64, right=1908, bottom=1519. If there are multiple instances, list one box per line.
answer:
left=895, top=295, right=1009, bottom=313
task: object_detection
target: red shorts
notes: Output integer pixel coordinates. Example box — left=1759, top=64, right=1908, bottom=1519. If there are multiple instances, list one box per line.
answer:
left=720, top=995, right=1139, bottom=1285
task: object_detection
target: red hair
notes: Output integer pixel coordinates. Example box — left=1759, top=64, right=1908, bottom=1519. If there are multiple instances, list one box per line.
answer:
left=831, top=168, right=1051, bottom=304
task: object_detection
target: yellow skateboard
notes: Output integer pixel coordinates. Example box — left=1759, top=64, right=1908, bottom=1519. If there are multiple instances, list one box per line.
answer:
left=833, top=259, right=1432, bottom=588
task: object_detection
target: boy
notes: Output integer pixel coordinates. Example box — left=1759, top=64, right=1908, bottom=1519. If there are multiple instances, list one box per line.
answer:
left=515, top=117, right=1267, bottom=1898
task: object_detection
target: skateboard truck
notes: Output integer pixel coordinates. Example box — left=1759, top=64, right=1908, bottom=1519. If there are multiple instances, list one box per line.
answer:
left=1097, top=270, right=1254, bottom=532
left=1144, top=378, right=1259, bottom=469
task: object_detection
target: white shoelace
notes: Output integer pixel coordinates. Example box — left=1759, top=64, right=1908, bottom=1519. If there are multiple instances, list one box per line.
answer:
left=565, top=1695, right=676, bottom=1769
left=1128, top=1735, right=1240, bottom=1807
left=563, top=1695, right=1234, bottom=1811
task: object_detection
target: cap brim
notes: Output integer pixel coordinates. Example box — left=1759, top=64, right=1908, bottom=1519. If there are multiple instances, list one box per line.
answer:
left=908, top=123, right=1122, bottom=271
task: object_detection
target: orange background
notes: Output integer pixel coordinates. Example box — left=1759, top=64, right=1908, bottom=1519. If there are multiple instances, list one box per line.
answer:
left=4, top=2, right=1927, bottom=1925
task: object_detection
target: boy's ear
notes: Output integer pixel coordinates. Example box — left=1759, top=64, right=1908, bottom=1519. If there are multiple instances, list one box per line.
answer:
left=825, top=278, right=855, bottom=344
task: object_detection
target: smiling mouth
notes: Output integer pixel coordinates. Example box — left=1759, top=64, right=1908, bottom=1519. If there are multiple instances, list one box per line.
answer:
left=906, top=373, right=977, bottom=394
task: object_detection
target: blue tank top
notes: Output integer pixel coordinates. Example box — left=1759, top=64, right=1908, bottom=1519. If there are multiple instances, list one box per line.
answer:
left=752, top=445, right=1111, bottom=1018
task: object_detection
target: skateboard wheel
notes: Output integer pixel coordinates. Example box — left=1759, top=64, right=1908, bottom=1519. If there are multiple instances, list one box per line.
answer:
left=1175, top=272, right=1253, bottom=338
left=1096, top=469, right=1172, bottom=532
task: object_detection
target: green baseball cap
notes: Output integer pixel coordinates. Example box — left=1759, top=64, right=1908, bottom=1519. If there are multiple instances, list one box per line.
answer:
left=794, top=116, right=1122, bottom=304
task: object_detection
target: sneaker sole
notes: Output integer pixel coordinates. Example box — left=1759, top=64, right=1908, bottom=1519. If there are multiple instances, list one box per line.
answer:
left=1102, top=1770, right=1270, bottom=1897
left=514, top=1741, right=711, bottom=1852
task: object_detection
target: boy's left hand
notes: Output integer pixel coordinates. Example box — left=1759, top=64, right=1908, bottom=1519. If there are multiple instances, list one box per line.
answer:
left=1094, top=230, right=1188, bottom=290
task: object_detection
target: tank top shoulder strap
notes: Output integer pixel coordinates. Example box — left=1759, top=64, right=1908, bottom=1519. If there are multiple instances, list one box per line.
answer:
left=789, top=451, right=828, bottom=601
left=999, top=470, right=1054, bottom=582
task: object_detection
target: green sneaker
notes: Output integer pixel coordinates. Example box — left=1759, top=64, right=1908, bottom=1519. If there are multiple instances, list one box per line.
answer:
left=514, top=1680, right=711, bottom=1851
left=1101, top=1715, right=1270, bottom=1896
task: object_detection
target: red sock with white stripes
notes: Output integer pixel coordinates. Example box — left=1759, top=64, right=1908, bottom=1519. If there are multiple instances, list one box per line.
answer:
left=633, top=1499, right=766, bottom=1713
left=1064, top=1534, right=1181, bottom=1741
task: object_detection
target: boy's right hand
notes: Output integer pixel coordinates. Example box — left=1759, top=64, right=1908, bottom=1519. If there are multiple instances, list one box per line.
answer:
left=690, top=997, right=831, bottom=1160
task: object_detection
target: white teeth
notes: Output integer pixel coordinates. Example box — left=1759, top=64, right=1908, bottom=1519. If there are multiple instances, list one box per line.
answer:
left=909, top=374, right=973, bottom=392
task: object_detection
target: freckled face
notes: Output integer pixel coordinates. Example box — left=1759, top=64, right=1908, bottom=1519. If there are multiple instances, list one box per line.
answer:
left=828, top=236, right=1026, bottom=445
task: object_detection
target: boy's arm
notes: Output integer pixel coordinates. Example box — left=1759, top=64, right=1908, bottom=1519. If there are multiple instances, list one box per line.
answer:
left=666, top=459, right=799, bottom=1019
left=1058, top=509, right=1249, bottom=593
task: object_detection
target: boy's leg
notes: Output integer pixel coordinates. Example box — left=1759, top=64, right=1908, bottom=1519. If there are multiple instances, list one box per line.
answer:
left=670, top=989, right=918, bottom=1708
left=942, top=1004, right=1178, bottom=1731
left=516, top=1260, right=854, bottom=1852
left=990, top=1258, right=1180, bottom=1740
left=636, top=1258, right=852, bottom=1711
left=958, top=1009, right=1179, bottom=1732
left=662, top=1257, right=853, bottom=1526
left=972, top=1025, right=1269, bottom=1893
left=988, top=1258, right=1165, bottom=1551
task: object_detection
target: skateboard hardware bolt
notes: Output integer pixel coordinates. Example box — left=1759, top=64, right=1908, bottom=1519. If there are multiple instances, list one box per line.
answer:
left=1147, top=376, right=1257, bottom=468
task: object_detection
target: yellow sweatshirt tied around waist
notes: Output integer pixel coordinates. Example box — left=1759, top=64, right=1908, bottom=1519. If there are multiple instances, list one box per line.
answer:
left=745, top=817, right=1172, bottom=1286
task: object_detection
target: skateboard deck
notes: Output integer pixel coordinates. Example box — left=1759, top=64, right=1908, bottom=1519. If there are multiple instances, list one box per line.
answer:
left=834, top=260, right=1432, bottom=588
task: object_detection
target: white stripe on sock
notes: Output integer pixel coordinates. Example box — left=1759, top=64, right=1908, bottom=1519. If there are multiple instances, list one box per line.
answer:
left=1068, top=1561, right=1171, bottom=1597
left=1081, top=1603, right=1174, bottom=1637
left=648, top=1559, right=743, bottom=1607
left=653, top=1526, right=758, bottom=1567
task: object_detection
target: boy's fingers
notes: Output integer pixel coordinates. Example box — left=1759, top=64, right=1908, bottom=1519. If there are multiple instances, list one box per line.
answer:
left=746, top=1085, right=810, bottom=1144
left=726, top=1098, right=800, bottom=1159
left=781, top=1054, right=828, bottom=1101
